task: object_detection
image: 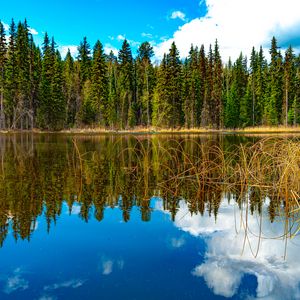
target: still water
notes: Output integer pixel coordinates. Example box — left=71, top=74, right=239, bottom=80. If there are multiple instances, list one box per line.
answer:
left=0, top=134, right=299, bottom=300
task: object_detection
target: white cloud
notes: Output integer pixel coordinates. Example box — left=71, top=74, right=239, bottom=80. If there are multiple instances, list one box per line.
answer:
left=100, top=256, right=124, bottom=275
left=155, top=0, right=300, bottom=61
left=59, top=45, right=78, bottom=59
left=2, top=22, right=9, bottom=32
left=170, top=11, right=186, bottom=22
left=44, top=279, right=85, bottom=291
left=142, top=32, right=153, bottom=39
left=104, top=43, right=118, bottom=56
left=3, top=268, right=29, bottom=294
left=159, top=199, right=300, bottom=299
left=102, top=260, right=113, bottom=275
left=117, top=34, right=125, bottom=41
left=29, top=27, right=38, bottom=35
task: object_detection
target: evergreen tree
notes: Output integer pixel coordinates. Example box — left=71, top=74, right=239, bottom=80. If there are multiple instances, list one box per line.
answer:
left=90, top=40, right=108, bottom=125
left=77, top=37, right=91, bottom=84
left=107, top=51, right=118, bottom=128
left=263, top=37, right=282, bottom=125
left=4, top=19, right=17, bottom=128
left=201, top=45, right=213, bottom=127
left=283, top=46, right=295, bottom=125
left=212, top=40, right=223, bottom=128
left=118, top=39, right=135, bottom=127
left=168, top=41, right=183, bottom=127
left=50, top=50, right=65, bottom=129
left=136, top=42, right=154, bottom=126
left=152, top=54, right=171, bottom=127
left=0, top=21, right=6, bottom=128
left=15, top=20, right=31, bottom=129
left=63, top=49, right=76, bottom=126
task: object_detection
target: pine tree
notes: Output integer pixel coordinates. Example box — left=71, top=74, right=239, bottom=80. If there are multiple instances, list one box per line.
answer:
left=4, top=19, right=17, bottom=128
left=90, top=40, right=108, bottom=125
left=77, top=37, right=91, bottom=84
left=0, top=21, right=6, bottom=128
left=152, top=54, right=171, bottom=127
left=107, top=51, right=118, bottom=128
left=50, top=50, right=65, bottom=129
left=168, top=41, right=183, bottom=127
left=136, top=42, right=154, bottom=126
left=197, top=44, right=206, bottom=126
left=201, top=44, right=213, bottom=127
left=118, top=39, right=135, bottom=127
left=15, top=20, right=31, bottom=129
left=263, top=37, right=282, bottom=125
left=29, top=35, right=42, bottom=128
left=183, top=45, right=200, bottom=128
left=283, top=46, right=295, bottom=125
left=212, top=40, right=223, bottom=128
left=63, top=49, right=76, bottom=126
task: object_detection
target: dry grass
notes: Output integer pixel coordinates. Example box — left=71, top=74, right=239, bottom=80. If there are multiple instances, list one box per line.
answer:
left=2, top=125, right=300, bottom=135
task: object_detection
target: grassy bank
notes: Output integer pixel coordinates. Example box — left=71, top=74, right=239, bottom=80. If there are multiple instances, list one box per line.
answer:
left=2, top=125, right=300, bottom=135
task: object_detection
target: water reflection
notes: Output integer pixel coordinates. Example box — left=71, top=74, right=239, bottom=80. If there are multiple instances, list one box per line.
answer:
left=162, top=199, right=300, bottom=299
left=0, top=133, right=299, bottom=299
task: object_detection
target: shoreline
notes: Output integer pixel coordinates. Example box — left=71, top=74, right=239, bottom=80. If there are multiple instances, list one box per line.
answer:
left=2, top=126, right=300, bottom=135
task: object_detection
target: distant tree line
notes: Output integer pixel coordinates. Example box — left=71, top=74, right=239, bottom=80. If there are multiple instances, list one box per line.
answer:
left=1, top=19, right=300, bottom=130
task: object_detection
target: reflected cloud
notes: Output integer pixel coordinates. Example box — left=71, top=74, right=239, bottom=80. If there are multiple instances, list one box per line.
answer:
left=3, top=268, right=29, bottom=294
left=44, top=279, right=85, bottom=291
left=170, top=236, right=186, bottom=248
left=100, top=256, right=124, bottom=276
left=158, top=199, right=300, bottom=299
left=38, top=295, right=57, bottom=300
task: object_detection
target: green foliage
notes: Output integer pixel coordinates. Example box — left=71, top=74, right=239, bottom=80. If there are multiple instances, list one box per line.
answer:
left=1, top=19, right=300, bottom=130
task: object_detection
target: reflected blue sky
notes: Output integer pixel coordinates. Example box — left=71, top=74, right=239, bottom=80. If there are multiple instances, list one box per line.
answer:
left=0, top=198, right=299, bottom=299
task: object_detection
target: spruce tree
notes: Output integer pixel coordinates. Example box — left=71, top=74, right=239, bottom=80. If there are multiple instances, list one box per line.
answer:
left=63, top=49, right=76, bottom=126
left=118, top=39, right=135, bottom=127
left=212, top=40, right=223, bottom=128
left=0, top=21, right=6, bottom=128
left=90, top=40, right=108, bottom=125
left=283, top=46, right=295, bottom=125
left=107, top=51, right=118, bottom=128
left=4, top=19, right=17, bottom=128
left=168, top=41, right=183, bottom=127
left=136, top=42, right=154, bottom=126
left=50, top=50, right=65, bottom=129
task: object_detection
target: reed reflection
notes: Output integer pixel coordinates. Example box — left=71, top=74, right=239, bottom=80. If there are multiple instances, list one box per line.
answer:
left=0, top=133, right=299, bottom=250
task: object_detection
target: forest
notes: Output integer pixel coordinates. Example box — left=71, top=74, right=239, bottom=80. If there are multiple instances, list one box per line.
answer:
left=0, top=19, right=300, bottom=130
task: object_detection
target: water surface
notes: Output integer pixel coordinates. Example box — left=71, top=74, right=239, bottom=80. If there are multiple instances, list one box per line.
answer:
left=0, top=134, right=299, bottom=300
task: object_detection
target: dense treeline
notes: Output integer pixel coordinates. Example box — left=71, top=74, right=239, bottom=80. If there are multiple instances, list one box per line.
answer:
left=1, top=19, right=300, bottom=130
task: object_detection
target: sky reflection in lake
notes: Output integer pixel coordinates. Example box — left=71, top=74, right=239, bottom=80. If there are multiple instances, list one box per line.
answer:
left=0, top=134, right=300, bottom=299
left=0, top=197, right=298, bottom=299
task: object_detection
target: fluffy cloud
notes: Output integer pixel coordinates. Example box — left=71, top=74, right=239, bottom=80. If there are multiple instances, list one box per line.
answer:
left=104, top=43, right=118, bottom=56
left=29, top=27, right=38, bottom=35
left=155, top=0, right=300, bottom=61
left=2, top=22, right=9, bottom=32
left=170, top=11, right=186, bottom=22
left=117, top=34, right=125, bottom=41
left=162, top=199, right=300, bottom=299
left=59, top=46, right=78, bottom=59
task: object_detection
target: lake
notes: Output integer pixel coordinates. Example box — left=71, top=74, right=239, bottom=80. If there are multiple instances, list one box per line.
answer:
left=0, top=133, right=299, bottom=300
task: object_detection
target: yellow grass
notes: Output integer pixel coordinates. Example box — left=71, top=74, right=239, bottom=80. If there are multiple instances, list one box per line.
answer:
left=2, top=125, right=300, bottom=135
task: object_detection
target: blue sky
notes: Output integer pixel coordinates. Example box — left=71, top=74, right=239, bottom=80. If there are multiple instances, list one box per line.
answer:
left=2, top=0, right=300, bottom=60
